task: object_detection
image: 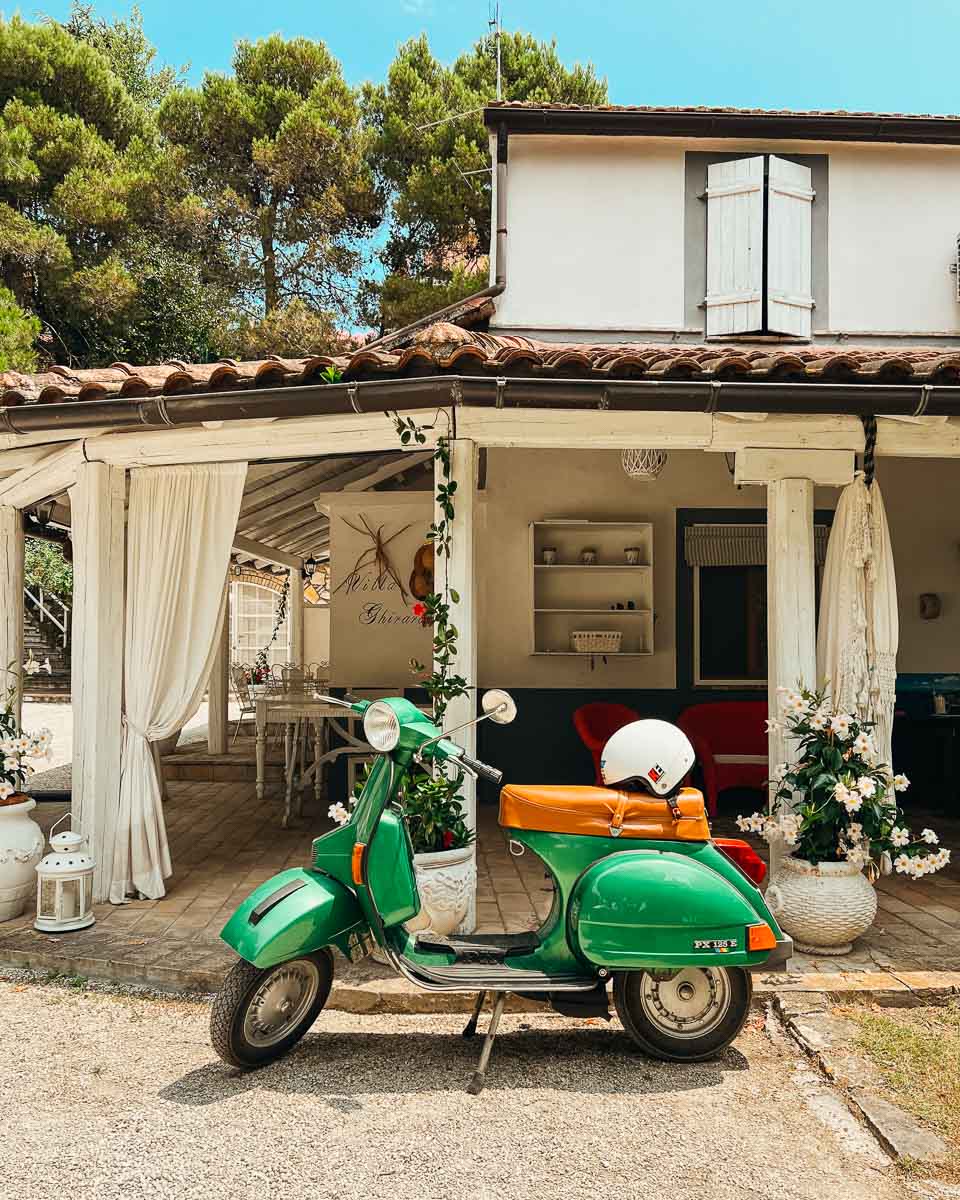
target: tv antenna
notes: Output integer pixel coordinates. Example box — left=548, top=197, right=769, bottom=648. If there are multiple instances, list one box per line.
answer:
left=489, top=0, right=502, bottom=100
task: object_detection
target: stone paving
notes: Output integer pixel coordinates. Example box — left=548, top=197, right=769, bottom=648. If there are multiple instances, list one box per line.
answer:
left=2, top=779, right=959, bottom=1004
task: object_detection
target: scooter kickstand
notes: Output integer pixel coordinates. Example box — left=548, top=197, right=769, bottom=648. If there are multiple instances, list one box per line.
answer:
left=462, top=990, right=487, bottom=1040
left=466, top=990, right=505, bottom=1096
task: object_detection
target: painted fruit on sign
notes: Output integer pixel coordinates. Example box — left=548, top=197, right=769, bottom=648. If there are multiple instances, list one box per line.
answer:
left=409, top=543, right=435, bottom=601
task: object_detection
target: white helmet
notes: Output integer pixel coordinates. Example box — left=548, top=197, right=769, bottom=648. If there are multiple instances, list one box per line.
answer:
left=600, top=719, right=695, bottom=796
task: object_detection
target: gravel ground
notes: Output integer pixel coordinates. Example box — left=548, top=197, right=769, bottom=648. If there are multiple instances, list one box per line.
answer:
left=1, top=976, right=910, bottom=1200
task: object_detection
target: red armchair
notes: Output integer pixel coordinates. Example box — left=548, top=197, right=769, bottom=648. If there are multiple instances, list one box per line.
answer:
left=677, top=701, right=769, bottom=817
left=573, top=702, right=641, bottom=786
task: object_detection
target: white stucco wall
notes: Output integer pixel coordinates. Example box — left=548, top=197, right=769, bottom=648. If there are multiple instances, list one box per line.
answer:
left=828, top=147, right=960, bottom=334
left=493, top=136, right=686, bottom=332
left=491, top=135, right=960, bottom=338
left=303, top=604, right=330, bottom=668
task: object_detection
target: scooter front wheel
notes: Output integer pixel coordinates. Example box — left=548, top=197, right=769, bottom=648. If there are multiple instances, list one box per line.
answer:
left=613, top=966, right=752, bottom=1062
left=211, top=950, right=333, bottom=1069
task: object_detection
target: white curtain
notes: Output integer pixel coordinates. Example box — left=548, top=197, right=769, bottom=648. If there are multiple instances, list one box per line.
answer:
left=110, top=463, right=246, bottom=903
left=817, top=473, right=899, bottom=774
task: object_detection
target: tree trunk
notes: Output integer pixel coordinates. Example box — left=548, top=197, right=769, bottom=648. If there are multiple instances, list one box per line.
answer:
left=260, top=202, right=279, bottom=312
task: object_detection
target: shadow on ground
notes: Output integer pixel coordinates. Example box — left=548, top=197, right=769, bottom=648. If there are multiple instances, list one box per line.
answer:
left=160, top=1025, right=749, bottom=1107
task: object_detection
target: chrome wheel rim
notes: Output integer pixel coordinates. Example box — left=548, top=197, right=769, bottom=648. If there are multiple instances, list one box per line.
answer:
left=242, top=960, right=321, bottom=1048
left=638, top=968, right=731, bottom=1039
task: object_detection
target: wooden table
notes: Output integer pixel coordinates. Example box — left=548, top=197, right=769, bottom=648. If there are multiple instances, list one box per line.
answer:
left=254, top=693, right=368, bottom=827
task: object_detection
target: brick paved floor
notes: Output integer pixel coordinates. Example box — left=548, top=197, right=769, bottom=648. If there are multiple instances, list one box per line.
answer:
left=2, top=780, right=959, bottom=996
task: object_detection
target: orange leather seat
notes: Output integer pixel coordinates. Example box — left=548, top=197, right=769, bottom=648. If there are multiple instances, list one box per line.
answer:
left=499, top=785, right=710, bottom=842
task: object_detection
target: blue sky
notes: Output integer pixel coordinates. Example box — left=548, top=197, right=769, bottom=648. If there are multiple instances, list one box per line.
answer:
left=32, top=0, right=960, bottom=114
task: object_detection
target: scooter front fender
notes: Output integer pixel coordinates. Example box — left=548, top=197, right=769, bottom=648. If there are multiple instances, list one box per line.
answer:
left=569, top=848, right=782, bottom=971
left=220, top=867, right=369, bottom=969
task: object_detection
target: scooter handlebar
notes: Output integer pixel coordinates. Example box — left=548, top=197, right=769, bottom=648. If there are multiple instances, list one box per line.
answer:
left=457, top=752, right=504, bottom=787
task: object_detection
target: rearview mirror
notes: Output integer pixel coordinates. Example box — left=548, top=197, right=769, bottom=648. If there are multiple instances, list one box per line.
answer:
left=481, top=689, right=517, bottom=725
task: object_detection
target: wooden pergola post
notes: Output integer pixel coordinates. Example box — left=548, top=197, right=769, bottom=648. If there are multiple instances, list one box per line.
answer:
left=289, top=566, right=304, bottom=667
left=207, top=577, right=230, bottom=755
left=438, top=438, right=478, bottom=932
left=0, top=505, right=24, bottom=724
left=69, top=462, right=126, bottom=902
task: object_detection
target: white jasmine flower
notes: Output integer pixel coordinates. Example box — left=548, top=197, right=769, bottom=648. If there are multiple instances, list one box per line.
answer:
left=921, top=828, right=939, bottom=845
left=809, top=710, right=829, bottom=731
left=846, top=822, right=863, bottom=841
left=0, top=738, right=14, bottom=755
left=893, top=853, right=912, bottom=874
left=42, top=658, right=51, bottom=675
left=893, top=774, right=910, bottom=792
left=12, top=737, right=29, bottom=754
left=856, top=776, right=876, bottom=798
left=781, top=689, right=803, bottom=715
left=22, top=657, right=39, bottom=675
left=327, top=802, right=350, bottom=826
left=770, top=763, right=790, bottom=784
left=735, top=815, right=752, bottom=833
left=764, top=718, right=782, bottom=735
left=842, top=791, right=863, bottom=814
left=844, top=844, right=869, bottom=868
left=830, top=713, right=852, bottom=738
left=890, top=826, right=911, bottom=848
left=3, top=755, right=19, bottom=771
left=0, top=782, right=12, bottom=800
left=853, top=732, right=873, bottom=756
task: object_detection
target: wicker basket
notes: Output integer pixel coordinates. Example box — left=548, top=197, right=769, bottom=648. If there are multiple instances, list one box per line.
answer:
left=570, top=630, right=623, bottom=654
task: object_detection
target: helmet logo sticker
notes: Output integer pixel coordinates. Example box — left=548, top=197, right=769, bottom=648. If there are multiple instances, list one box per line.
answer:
left=647, top=763, right=665, bottom=784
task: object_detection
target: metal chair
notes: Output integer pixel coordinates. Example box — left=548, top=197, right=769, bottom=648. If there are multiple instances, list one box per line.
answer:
left=230, top=664, right=257, bottom=746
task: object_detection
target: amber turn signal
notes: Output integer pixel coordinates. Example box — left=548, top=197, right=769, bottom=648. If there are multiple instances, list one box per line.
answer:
left=747, top=923, right=778, bottom=952
left=351, top=843, right=366, bottom=886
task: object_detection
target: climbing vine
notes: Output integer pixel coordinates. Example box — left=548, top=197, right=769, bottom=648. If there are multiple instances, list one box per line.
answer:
left=392, top=411, right=467, bottom=726
left=253, top=575, right=290, bottom=682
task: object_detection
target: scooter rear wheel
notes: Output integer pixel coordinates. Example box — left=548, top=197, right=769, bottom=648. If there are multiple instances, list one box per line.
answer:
left=211, top=950, right=333, bottom=1069
left=613, top=966, right=752, bottom=1062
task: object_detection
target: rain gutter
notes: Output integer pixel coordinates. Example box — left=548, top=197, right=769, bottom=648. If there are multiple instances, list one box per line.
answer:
left=2, top=376, right=960, bottom=438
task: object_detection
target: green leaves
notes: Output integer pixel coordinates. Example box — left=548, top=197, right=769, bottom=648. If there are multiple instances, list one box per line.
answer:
left=399, top=768, right=475, bottom=854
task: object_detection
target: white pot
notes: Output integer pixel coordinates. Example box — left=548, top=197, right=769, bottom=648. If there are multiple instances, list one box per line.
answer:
left=766, top=853, right=878, bottom=955
left=0, top=797, right=45, bottom=922
left=406, top=844, right=476, bottom=937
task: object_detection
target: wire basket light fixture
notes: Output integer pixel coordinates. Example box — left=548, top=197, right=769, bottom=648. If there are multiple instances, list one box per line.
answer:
left=621, top=447, right=668, bottom=480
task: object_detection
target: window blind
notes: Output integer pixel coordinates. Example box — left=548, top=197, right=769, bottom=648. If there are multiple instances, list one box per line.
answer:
left=684, top=524, right=829, bottom=568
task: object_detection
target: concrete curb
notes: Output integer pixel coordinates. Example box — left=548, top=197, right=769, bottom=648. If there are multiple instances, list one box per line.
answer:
left=774, top=991, right=951, bottom=1165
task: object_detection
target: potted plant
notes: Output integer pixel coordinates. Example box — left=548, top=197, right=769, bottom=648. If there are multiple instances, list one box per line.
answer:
left=0, top=665, right=52, bottom=921
left=737, top=685, right=949, bottom=955
left=329, top=766, right=476, bottom=936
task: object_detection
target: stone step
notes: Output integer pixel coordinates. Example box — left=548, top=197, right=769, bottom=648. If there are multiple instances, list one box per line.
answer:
left=162, top=755, right=284, bottom=783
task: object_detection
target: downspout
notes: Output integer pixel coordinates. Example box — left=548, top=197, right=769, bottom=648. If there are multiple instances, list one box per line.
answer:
left=362, top=122, right=509, bottom=353
left=6, top=376, right=960, bottom=438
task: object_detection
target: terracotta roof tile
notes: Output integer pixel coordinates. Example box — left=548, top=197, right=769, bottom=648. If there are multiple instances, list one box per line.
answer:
left=4, top=325, right=960, bottom=411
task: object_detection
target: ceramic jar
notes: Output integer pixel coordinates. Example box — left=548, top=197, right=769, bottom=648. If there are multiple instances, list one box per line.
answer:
left=0, top=796, right=45, bottom=922
left=765, top=854, right=878, bottom=955
left=405, top=844, right=476, bottom=936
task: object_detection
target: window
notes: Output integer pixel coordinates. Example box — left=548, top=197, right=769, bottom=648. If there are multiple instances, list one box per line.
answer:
left=229, top=581, right=290, bottom=667
left=705, top=155, right=815, bottom=338
left=684, top=521, right=829, bottom=687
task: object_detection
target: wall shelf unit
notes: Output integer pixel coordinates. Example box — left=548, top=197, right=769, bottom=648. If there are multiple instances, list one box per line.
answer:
left=529, top=521, right=654, bottom=657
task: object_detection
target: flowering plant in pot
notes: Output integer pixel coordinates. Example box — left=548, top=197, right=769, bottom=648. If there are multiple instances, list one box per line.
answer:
left=0, top=665, right=53, bottom=920
left=328, top=766, right=475, bottom=936
left=737, top=685, right=949, bottom=954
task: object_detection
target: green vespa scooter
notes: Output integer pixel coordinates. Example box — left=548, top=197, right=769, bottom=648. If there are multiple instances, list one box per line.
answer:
left=212, top=691, right=791, bottom=1093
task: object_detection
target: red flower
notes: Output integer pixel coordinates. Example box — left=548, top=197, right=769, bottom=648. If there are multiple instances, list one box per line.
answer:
left=442, top=830, right=455, bottom=850
left=412, top=601, right=427, bottom=619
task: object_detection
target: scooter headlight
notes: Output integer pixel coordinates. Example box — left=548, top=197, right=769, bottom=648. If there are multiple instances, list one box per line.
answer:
left=363, top=701, right=401, bottom=752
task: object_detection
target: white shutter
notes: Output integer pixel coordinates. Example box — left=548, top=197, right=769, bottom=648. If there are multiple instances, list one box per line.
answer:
left=705, top=156, right=764, bottom=336
left=767, top=155, right=815, bottom=337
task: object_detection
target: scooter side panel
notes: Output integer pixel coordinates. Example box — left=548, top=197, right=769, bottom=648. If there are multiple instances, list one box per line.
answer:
left=570, top=849, right=776, bottom=969
left=220, top=867, right=369, bottom=969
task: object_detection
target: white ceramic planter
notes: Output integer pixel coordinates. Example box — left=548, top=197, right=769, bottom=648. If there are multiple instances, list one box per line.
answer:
left=766, top=853, right=878, bottom=955
left=0, top=797, right=45, bottom=922
left=406, top=844, right=476, bottom=937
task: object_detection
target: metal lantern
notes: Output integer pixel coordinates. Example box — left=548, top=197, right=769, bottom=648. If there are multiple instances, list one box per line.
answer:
left=621, top=447, right=668, bottom=480
left=35, top=815, right=95, bottom=933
